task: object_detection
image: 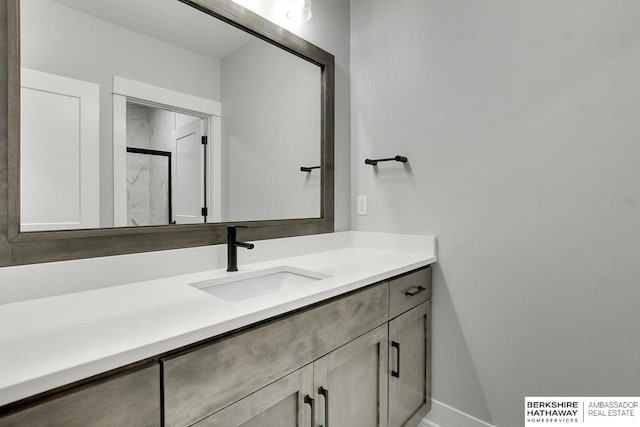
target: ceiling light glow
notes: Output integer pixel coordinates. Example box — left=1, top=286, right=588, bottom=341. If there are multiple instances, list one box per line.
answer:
left=287, top=0, right=312, bottom=23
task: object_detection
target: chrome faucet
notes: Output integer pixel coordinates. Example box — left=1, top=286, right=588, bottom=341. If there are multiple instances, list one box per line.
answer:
left=227, top=226, right=254, bottom=272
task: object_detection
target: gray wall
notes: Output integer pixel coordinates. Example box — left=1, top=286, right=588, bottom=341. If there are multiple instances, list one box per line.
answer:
left=21, top=0, right=220, bottom=227
left=351, top=0, right=640, bottom=426
left=220, top=39, right=321, bottom=222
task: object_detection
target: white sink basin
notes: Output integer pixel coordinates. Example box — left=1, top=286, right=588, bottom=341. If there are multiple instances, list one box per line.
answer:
left=190, top=267, right=331, bottom=302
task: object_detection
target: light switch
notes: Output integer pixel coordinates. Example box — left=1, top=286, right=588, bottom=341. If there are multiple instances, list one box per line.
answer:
left=357, top=196, right=368, bottom=216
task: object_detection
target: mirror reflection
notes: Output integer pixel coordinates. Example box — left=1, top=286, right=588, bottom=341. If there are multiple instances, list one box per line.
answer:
left=19, top=0, right=322, bottom=232
left=126, top=102, right=207, bottom=226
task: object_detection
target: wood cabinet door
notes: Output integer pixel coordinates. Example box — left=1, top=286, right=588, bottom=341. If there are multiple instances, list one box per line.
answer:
left=313, top=324, right=389, bottom=427
left=388, top=301, right=432, bottom=427
left=193, top=364, right=314, bottom=427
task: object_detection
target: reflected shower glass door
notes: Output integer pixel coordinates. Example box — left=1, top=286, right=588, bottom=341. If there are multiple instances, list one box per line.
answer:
left=126, top=148, right=171, bottom=226
left=125, top=102, right=207, bottom=226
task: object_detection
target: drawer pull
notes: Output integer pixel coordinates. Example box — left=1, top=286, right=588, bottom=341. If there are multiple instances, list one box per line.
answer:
left=405, top=286, right=426, bottom=297
left=304, top=395, right=315, bottom=427
left=319, top=386, right=329, bottom=427
left=391, top=341, right=401, bottom=378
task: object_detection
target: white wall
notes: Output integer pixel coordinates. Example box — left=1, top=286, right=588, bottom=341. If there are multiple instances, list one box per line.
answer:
left=351, top=0, right=640, bottom=426
left=221, top=39, right=321, bottom=222
left=21, top=0, right=221, bottom=227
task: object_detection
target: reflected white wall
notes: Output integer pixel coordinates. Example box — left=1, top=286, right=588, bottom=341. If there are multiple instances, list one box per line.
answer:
left=221, top=40, right=321, bottom=221
left=233, top=0, right=352, bottom=231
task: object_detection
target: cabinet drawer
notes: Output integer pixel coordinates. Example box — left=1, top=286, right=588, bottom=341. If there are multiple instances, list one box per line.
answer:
left=0, top=365, right=161, bottom=427
left=162, top=282, right=388, bottom=427
left=389, top=266, right=432, bottom=319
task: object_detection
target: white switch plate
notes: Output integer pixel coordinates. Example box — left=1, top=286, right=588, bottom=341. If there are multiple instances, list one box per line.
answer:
left=357, top=196, right=368, bottom=216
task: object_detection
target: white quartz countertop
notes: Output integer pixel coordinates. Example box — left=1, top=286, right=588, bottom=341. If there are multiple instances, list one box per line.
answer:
left=0, top=232, right=436, bottom=406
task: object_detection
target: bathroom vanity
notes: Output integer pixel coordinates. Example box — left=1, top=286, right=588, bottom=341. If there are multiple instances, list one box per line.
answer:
left=163, top=268, right=431, bottom=427
left=0, top=234, right=436, bottom=427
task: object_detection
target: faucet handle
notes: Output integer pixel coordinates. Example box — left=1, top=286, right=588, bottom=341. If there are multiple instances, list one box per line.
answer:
left=227, top=225, right=253, bottom=247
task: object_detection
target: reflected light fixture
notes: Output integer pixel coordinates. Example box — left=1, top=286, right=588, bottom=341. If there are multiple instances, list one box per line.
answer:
left=287, top=0, right=312, bottom=23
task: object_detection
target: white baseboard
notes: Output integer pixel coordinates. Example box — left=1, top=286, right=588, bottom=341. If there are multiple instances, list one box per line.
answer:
left=420, top=399, right=496, bottom=427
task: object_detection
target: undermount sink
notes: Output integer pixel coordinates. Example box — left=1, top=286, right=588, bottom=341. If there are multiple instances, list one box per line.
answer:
left=190, top=267, right=331, bottom=302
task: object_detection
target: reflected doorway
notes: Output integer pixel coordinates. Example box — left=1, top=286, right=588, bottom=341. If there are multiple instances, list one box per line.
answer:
left=125, top=102, right=208, bottom=226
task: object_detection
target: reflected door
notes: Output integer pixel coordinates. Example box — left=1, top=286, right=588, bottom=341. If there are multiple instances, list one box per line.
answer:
left=20, top=68, right=100, bottom=231
left=174, top=120, right=206, bottom=224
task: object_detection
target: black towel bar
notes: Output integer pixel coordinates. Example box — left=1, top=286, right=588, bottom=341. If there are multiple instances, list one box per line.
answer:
left=300, top=166, right=321, bottom=172
left=364, top=155, right=408, bottom=166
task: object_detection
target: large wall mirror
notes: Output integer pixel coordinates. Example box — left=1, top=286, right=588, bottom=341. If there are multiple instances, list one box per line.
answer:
left=1, top=0, right=334, bottom=266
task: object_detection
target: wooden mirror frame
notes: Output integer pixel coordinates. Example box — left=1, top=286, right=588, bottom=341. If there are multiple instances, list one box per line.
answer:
left=0, top=0, right=334, bottom=267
